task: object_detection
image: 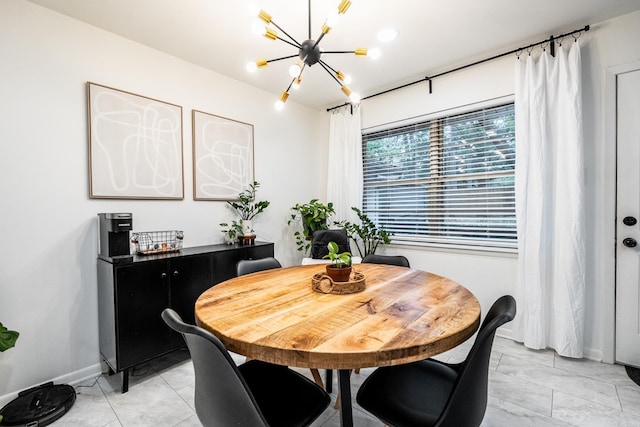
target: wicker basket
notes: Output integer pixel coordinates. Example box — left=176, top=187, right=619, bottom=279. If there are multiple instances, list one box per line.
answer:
left=311, top=271, right=366, bottom=295
left=131, top=230, right=183, bottom=255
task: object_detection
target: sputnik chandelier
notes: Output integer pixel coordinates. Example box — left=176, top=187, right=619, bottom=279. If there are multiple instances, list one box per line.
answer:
left=247, top=0, right=380, bottom=110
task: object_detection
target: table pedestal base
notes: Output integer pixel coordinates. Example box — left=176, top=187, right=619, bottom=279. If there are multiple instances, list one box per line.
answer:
left=338, top=369, right=354, bottom=427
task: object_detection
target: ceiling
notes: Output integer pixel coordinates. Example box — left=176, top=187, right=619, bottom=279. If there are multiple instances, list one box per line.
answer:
left=27, top=0, right=640, bottom=110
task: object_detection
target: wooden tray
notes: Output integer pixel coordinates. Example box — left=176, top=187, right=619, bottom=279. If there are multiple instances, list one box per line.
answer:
left=311, top=271, right=366, bottom=295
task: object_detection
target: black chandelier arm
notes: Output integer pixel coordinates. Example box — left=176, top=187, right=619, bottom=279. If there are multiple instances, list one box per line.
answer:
left=318, top=59, right=339, bottom=75
left=308, top=0, right=312, bottom=40
left=269, top=20, right=302, bottom=47
left=318, top=61, right=344, bottom=87
left=266, top=54, right=300, bottom=64
left=310, top=32, right=327, bottom=53
left=276, top=37, right=302, bottom=50
left=321, top=50, right=356, bottom=54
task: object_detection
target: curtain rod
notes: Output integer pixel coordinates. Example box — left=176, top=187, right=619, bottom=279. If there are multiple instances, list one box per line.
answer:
left=327, top=24, right=590, bottom=112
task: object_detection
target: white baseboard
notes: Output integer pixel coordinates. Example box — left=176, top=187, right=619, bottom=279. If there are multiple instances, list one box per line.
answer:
left=0, top=363, right=102, bottom=408
left=495, top=328, right=606, bottom=363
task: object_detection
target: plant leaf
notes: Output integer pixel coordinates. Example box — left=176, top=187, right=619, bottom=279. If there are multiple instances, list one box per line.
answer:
left=0, top=323, right=19, bottom=352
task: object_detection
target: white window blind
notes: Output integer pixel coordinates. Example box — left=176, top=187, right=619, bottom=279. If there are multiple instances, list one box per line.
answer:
left=362, top=103, right=516, bottom=249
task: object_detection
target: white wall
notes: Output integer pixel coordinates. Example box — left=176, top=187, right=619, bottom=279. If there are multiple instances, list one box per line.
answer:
left=361, top=10, right=640, bottom=362
left=2, top=0, right=639, bottom=406
left=0, top=0, right=327, bottom=404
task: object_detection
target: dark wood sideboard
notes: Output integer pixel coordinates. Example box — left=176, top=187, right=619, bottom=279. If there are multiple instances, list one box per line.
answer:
left=97, top=241, right=274, bottom=392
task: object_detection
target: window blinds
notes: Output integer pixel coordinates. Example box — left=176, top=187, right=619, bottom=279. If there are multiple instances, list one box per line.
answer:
left=362, top=103, right=516, bottom=249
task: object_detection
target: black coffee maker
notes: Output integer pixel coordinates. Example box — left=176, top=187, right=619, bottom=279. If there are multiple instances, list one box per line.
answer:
left=98, top=213, right=133, bottom=260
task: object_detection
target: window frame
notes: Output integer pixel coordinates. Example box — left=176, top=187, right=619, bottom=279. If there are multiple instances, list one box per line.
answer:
left=361, top=96, right=517, bottom=252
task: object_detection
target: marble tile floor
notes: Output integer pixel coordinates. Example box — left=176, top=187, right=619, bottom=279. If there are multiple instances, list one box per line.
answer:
left=49, top=336, right=640, bottom=427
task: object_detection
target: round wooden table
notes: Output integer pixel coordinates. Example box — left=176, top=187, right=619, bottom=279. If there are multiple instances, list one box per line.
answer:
left=195, top=263, right=481, bottom=426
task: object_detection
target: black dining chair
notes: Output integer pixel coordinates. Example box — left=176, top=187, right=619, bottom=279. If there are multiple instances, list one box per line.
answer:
left=356, top=295, right=516, bottom=427
left=236, top=256, right=327, bottom=389
left=236, top=257, right=282, bottom=276
left=310, top=229, right=350, bottom=259
left=161, top=309, right=330, bottom=427
left=362, top=253, right=410, bottom=267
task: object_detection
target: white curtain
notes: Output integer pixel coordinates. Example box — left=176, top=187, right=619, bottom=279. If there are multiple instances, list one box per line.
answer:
left=327, top=104, right=363, bottom=223
left=513, top=41, right=586, bottom=358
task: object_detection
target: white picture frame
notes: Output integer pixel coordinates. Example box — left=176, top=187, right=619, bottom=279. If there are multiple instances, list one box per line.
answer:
left=87, top=82, right=184, bottom=199
left=192, top=109, right=254, bottom=200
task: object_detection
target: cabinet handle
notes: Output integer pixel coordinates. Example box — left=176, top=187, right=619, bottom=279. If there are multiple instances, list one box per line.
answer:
left=161, top=272, right=167, bottom=279
left=173, top=270, right=179, bottom=277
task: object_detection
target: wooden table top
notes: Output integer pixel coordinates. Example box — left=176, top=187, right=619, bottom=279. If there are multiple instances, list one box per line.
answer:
left=195, top=263, right=481, bottom=370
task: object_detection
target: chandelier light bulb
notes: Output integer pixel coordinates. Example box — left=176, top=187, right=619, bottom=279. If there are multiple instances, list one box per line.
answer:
left=246, top=62, right=257, bottom=72
left=275, top=91, right=289, bottom=110
left=336, top=70, right=352, bottom=85
left=292, top=77, right=302, bottom=89
left=377, top=28, right=398, bottom=42
left=288, top=61, right=302, bottom=77
left=349, top=91, right=361, bottom=103
left=247, top=3, right=260, bottom=16
left=368, top=47, right=382, bottom=59
left=325, top=11, right=341, bottom=28
left=252, top=20, right=266, bottom=36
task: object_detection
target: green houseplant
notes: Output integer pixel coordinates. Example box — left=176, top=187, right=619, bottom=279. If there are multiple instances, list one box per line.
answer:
left=323, top=241, right=352, bottom=282
left=0, top=322, right=19, bottom=352
left=335, top=207, right=392, bottom=257
left=219, top=220, right=243, bottom=244
left=225, top=181, right=270, bottom=236
left=288, top=199, right=335, bottom=253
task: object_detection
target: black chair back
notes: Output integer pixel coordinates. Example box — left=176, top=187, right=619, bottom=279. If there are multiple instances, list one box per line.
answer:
left=362, top=254, right=410, bottom=268
left=161, top=309, right=269, bottom=426
left=435, top=295, right=516, bottom=426
left=236, top=257, right=282, bottom=276
left=310, top=229, right=350, bottom=259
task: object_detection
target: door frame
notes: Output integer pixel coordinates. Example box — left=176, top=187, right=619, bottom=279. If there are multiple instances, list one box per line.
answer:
left=603, top=59, right=640, bottom=364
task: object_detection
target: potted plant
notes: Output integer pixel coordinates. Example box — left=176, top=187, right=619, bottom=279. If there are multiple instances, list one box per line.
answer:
left=335, top=207, right=392, bottom=257
left=288, top=199, right=335, bottom=253
left=0, top=322, right=19, bottom=352
left=219, top=220, right=243, bottom=244
left=225, top=181, right=270, bottom=236
left=323, top=241, right=352, bottom=282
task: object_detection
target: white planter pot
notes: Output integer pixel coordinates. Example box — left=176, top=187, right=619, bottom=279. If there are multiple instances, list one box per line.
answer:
left=241, top=220, right=254, bottom=236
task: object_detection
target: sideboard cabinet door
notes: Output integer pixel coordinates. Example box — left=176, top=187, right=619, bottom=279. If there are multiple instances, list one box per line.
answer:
left=114, top=260, right=172, bottom=369
left=169, top=253, right=213, bottom=348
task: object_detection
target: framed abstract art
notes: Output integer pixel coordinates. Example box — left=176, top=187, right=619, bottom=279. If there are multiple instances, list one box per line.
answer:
left=87, top=82, right=184, bottom=199
left=192, top=110, right=254, bottom=200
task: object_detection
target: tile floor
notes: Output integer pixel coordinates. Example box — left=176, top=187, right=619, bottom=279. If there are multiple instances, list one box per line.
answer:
left=49, top=336, right=640, bottom=426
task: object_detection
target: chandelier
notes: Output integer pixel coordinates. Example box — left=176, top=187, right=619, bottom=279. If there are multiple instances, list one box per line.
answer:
left=246, top=0, right=380, bottom=110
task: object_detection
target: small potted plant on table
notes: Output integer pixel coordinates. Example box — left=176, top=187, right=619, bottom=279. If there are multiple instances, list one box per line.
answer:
left=323, top=241, right=352, bottom=282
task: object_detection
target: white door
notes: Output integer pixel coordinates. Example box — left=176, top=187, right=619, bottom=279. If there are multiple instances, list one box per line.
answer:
left=616, top=69, right=640, bottom=368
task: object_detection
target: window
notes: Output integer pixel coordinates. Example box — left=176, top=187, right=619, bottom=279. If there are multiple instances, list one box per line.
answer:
left=362, top=103, right=516, bottom=250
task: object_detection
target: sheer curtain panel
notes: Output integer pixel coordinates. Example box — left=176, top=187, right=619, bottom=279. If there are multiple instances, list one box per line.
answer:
left=513, top=41, right=586, bottom=358
left=327, top=104, right=363, bottom=222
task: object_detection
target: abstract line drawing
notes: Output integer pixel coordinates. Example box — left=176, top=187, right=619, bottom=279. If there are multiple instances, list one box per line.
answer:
left=87, top=82, right=184, bottom=199
left=192, top=110, right=254, bottom=200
